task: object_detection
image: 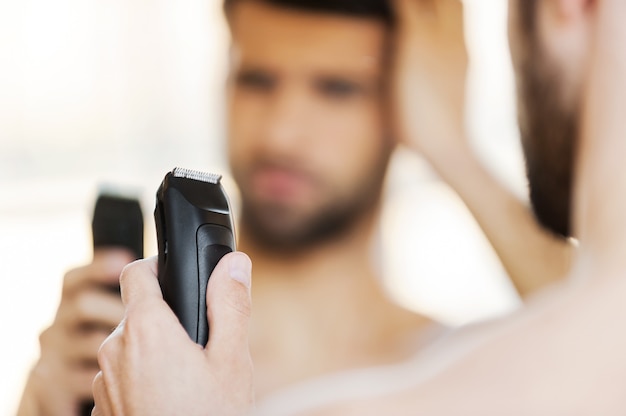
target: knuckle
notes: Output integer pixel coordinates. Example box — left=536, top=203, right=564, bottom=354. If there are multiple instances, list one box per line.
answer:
left=73, top=292, right=94, bottom=322
left=118, top=263, right=135, bottom=299
left=61, top=270, right=78, bottom=297
left=97, top=330, right=119, bottom=370
left=119, top=260, right=138, bottom=287
left=62, top=264, right=92, bottom=294
left=96, top=341, right=111, bottom=370
left=123, top=300, right=157, bottom=340
left=118, top=263, right=131, bottom=286
left=92, top=370, right=104, bottom=393
left=88, top=330, right=110, bottom=352
left=38, top=326, right=53, bottom=347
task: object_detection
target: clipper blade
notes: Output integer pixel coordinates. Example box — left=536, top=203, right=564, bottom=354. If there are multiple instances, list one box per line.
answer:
left=172, top=167, right=221, bottom=184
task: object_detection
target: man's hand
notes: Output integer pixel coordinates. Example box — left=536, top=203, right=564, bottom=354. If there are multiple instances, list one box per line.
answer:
left=92, top=252, right=254, bottom=416
left=391, top=0, right=468, bottom=167
left=17, top=250, right=131, bottom=416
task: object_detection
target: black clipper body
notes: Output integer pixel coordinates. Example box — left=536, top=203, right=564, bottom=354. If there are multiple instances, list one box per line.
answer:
left=155, top=168, right=236, bottom=346
left=92, top=191, right=144, bottom=261
left=83, top=190, right=144, bottom=416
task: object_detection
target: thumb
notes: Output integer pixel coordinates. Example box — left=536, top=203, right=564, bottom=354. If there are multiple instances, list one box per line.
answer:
left=205, top=251, right=252, bottom=356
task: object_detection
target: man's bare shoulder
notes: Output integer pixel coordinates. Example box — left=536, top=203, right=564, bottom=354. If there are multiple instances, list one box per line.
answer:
left=252, top=318, right=506, bottom=416
left=301, top=278, right=626, bottom=415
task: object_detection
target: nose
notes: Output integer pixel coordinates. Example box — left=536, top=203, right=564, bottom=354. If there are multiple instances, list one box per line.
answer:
left=262, top=83, right=310, bottom=153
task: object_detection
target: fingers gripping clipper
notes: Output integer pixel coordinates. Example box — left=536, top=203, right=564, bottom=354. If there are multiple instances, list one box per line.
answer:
left=155, top=168, right=236, bottom=345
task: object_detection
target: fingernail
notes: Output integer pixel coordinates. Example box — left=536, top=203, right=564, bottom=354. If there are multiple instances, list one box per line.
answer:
left=229, top=252, right=252, bottom=288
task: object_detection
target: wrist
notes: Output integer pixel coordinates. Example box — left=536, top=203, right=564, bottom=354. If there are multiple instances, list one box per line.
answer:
left=427, top=140, right=481, bottom=189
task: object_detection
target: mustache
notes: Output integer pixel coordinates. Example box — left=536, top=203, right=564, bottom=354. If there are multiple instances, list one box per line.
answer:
left=247, top=157, right=319, bottom=182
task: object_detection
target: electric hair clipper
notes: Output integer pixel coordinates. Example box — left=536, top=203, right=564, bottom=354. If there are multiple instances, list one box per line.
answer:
left=92, top=189, right=144, bottom=261
left=83, top=189, right=144, bottom=416
left=155, top=167, right=236, bottom=346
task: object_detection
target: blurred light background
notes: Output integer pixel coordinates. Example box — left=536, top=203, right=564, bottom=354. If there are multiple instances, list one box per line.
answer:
left=0, top=0, right=523, bottom=413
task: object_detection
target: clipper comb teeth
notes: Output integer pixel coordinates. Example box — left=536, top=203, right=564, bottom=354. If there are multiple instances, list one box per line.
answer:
left=172, top=167, right=221, bottom=184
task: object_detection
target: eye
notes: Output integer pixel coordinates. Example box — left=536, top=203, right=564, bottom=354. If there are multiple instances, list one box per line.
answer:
left=316, top=78, right=362, bottom=99
left=235, top=70, right=276, bottom=92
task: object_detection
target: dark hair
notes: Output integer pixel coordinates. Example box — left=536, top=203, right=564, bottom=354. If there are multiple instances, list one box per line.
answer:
left=518, top=0, right=537, bottom=35
left=223, top=0, right=393, bottom=26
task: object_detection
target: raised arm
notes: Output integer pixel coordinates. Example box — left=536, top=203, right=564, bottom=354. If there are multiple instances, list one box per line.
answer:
left=308, top=0, right=626, bottom=413
left=432, top=145, right=573, bottom=297
left=390, top=0, right=573, bottom=298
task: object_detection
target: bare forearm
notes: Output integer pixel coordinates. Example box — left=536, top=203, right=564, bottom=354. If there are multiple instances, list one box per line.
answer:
left=433, top=145, right=573, bottom=298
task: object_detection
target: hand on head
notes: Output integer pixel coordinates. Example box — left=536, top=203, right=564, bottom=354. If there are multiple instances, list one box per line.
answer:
left=391, top=0, right=468, bottom=165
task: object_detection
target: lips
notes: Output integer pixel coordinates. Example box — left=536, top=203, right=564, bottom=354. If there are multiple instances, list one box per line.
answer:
left=250, top=166, right=316, bottom=202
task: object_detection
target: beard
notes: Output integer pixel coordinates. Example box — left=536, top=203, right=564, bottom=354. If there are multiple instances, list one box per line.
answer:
left=234, top=153, right=390, bottom=255
left=515, top=35, right=579, bottom=238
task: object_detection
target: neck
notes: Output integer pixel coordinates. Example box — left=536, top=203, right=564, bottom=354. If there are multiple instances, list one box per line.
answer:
left=239, top=207, right=430, bottom=395
left=239, top=208, right=392, bottom=318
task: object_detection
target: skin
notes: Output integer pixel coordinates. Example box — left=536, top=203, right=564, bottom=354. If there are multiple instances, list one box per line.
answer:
left=225, top=2, right=430, bottom=399
left=20, top=4, right=427, bottom=415
left=392, top=0, right=573, bottom=296
left=92, top=253, right=254, bottom=416
left=298, top=0, right=626, bottom=413
left=226, top=1, right=393, bottom=252
left=510, top=0, right=585, bottom=238
left=18, top=0, right=590, bottom=414
left=95, top=0, right=626, bottom=414
left=16, top=250, right=130, bottom=416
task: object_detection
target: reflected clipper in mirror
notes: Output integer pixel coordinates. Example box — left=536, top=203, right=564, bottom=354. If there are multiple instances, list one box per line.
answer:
left=83, top=188, right=144, bottom=416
